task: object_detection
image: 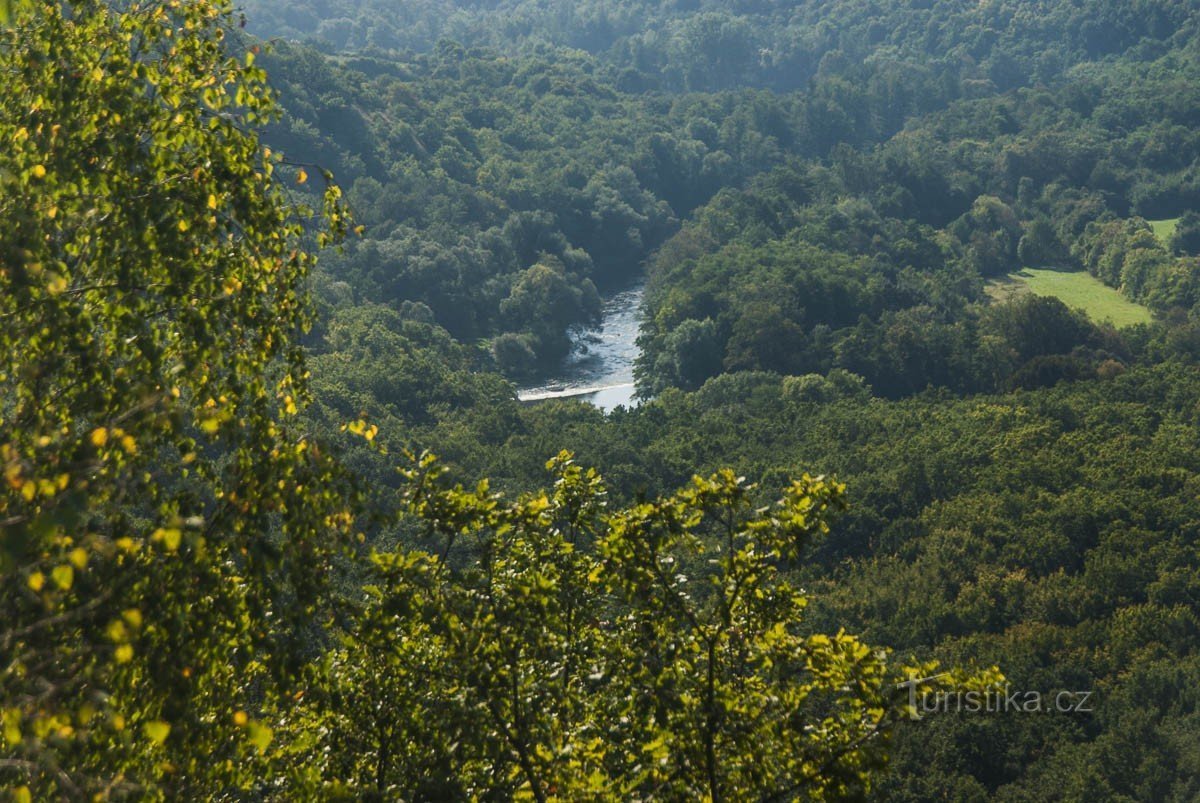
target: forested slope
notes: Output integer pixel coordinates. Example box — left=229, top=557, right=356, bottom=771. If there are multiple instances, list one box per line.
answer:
left=5, top=0, right=1200, bottom=799
left=440, top=363, right=1200, bottom=800
left=254, top=1, right=1197, bottom=380
left=250, top=1, right=1200, bottom=798
left=243, top=0, right=1191, bottom=94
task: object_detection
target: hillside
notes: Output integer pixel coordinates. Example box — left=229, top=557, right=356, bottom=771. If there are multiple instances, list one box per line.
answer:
left=264, top=2, right=1200, bottom=796
left=3, top=0, right=1200, bottom=799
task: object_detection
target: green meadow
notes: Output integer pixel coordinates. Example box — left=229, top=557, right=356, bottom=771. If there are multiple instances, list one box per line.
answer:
left=988, top=268, right=1154, bottom=327
left=1149, top=217, right=1180, bottom=244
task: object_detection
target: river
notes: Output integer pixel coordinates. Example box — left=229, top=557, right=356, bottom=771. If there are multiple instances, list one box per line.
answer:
left=516, top=282, right=644, bottom=412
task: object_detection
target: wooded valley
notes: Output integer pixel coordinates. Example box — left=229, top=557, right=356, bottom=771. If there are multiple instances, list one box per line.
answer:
left=3, top=0, right=1200, bottom=799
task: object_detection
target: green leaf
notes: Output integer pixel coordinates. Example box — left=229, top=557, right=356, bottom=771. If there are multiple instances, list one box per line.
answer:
left=143, top=720, right=171, bottom=745
left=3, top=710, right=21, bottom=746
left=247, top=721, right=273, bottom=753
left=51, top=564, right=74, bottom=590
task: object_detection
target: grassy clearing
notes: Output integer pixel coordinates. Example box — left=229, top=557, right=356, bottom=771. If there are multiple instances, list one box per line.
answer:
left=987, top=268, right=1154, bottom=328
left=1149, top=217, right=1180, bottom=245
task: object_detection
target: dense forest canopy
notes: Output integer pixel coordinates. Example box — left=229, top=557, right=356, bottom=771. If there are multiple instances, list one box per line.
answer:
left=242, top=0, right=1192, bottom=93
left=4, top=0, right=1200, bottom=799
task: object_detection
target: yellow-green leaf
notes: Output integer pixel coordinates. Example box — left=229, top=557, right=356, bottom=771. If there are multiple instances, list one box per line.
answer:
left=247, top=721, right=273, bottom=752
left=3, top=710, right=21, bottom=746
left=51, top=564, right=74, bottom=590
left=143, top=720, right=170, bottom=745
left=152, top=527, right=182, bottom=551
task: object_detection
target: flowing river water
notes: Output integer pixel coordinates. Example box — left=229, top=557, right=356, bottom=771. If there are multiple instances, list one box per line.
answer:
left=516, top=282, right=644, bottom=412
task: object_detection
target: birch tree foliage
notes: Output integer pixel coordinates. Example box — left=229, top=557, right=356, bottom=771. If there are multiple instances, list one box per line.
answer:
left=0, top=0, right=352, bottom=797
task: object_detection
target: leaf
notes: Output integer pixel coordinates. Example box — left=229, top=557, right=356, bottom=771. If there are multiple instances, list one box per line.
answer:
left=51, top=564, right=74, bottom=590
left=3, top=710, right=21, bottom=746
left=106, top=618, right=129, bottom=643
left=143, top=720, right=170, bottom=745
left=246, top=721, right=273, bottom=752
left=296, top=168, right=307, bottom=184
left=152, top=527, right=182, bottom=551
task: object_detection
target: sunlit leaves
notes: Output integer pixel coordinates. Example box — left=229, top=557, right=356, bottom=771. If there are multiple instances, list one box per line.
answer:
left=50, top=564, right=73, bottom=590
left=151, top=527, right=182, bottom=551
left=250, top=725, right=276, bottom=756
left=3, top=711, right=21, bottom=747
left=312, top=452, right=999, bottom=799
left=0, top=0, right=353, bottom=797
left=142, top=721, right=170, bottom=746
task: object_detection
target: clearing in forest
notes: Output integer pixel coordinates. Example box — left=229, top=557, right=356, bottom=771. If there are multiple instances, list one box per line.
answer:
left=986, top=267, right=1154, bottom=328
left=1149, top=217, right=1180, bottom=244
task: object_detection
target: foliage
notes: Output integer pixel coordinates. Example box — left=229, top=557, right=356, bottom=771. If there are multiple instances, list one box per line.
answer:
left=0, top=1, right=354, bottom=796
left=8, top=0, right=1200, bottom=799
left=243, top=0, right=1200, bottom=380
left=445, top=363, right=1200, bottom=801
left=251, top=1, right=1200, bottom=797
left=298, top=452, right=1000, bottom=800
left=634, top=30, right=1200, bottom=396
left=240, top=0, right=1192, bottom=96
left=1168, top=211, right=1200, bottom=256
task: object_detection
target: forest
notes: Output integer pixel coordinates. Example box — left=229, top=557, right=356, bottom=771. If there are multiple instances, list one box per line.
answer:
left=2, top=0, right=1200, bottom=800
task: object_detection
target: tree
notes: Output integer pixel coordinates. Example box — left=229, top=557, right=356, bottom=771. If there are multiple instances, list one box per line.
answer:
left=951, top=196, right=1022, bottom=277
left=1169, top=211, right=1200, bottom=256
left=1017, top=218, right=1067, bottom=267
left=0, top=1, right=353, bottom=796
left=654, top=317, right=725, bottom=392
left=302, top=452, right=1002, bottom=800
left=982, top=295, right=1094, bottom=363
